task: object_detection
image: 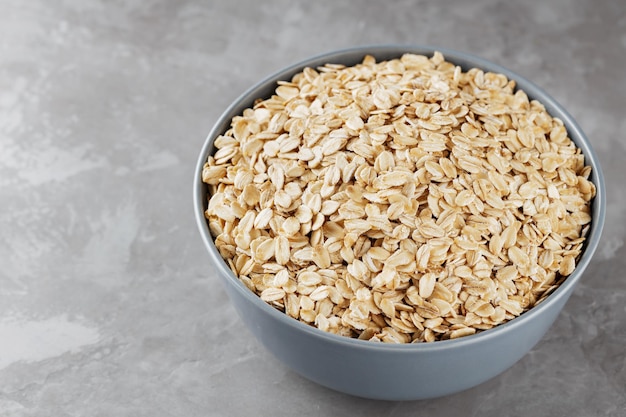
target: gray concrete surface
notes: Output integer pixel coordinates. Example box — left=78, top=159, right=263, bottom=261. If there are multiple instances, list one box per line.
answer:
left=1, top=0, right=625, bottom=416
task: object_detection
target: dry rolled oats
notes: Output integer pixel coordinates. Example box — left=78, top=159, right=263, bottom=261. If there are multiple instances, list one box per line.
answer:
left=202, top=52, right=596, bottom=343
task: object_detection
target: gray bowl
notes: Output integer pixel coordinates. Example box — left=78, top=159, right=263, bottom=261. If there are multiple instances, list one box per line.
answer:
left=193, top=45, right=606, bottom=401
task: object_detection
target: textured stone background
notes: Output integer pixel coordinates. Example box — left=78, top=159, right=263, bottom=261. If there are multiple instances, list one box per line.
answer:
left=0, top=0, right=624, bottom=416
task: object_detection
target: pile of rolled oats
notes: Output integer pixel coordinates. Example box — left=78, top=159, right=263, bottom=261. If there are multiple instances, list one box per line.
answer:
left=202, top=52, right=595, bottom=343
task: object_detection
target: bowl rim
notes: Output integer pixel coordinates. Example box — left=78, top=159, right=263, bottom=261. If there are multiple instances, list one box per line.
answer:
left=193, top=44, right=606, bottom=352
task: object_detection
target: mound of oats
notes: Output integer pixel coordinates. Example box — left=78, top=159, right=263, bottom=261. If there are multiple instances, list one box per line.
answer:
left=202, top=52, right=596, bottom=343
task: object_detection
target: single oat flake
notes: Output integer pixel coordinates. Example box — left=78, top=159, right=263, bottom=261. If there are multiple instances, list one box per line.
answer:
left=202, top=52, right=596, bottom=343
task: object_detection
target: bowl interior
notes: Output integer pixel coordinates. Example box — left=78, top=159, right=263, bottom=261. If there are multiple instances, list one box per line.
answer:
left=193, top=45, right=606, bottom=350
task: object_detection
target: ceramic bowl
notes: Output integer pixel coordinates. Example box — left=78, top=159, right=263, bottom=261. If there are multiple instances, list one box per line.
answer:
left=193, top=45, right=605, bottom=400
